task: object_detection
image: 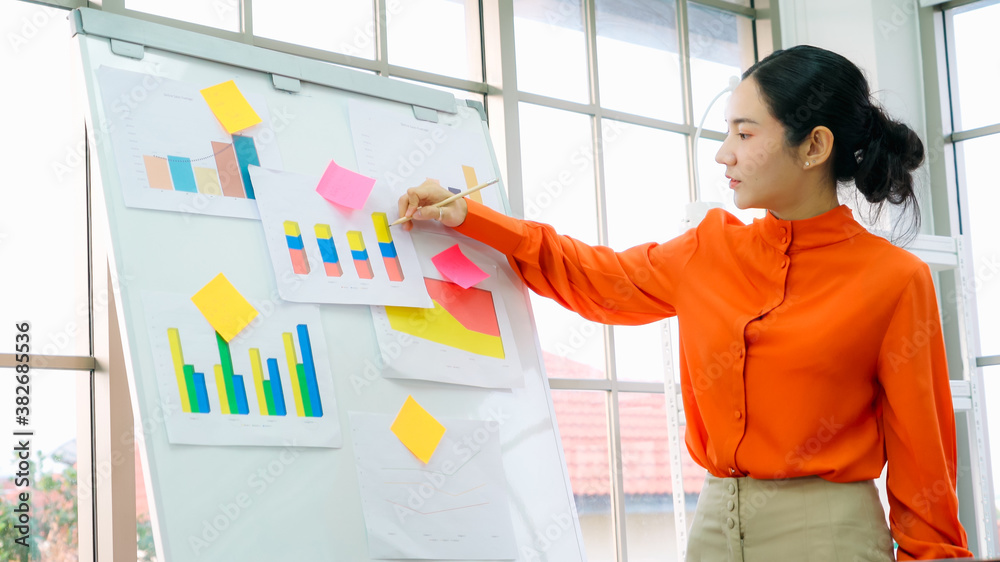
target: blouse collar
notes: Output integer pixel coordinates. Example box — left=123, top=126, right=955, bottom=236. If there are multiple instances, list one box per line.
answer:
left=753, top=204, right=867, bottom=252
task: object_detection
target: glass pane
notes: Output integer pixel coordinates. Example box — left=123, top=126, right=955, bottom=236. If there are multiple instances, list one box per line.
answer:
left=961, top=134, right=1000, bottom=357
left=136, top=449, right=157, bottom=561
left=603, top=120, right=688, bottom=249
left=518, top=103, right=598, bottom=243
left=983, top=367, right=1000, bottom=536
left=389, top=76, right=486, bottom=104
left=952, top=3, right=1000, bottom=131
left=253, top=0, right=375, bottom=59
left=595, top=0, right=683, bottom=122
left=514, top=0, right=590, bottom=103
left=0, top=1, right=88, bottom=356
left=0, top=370, right=79, bottom=560
left=551, top=390, right=614, bottom=561
left=696, top=137, right=765, bottom=225
left=126, top=0, right=240, bottom=31
left=388, top=0, right=482, bottom=80
left=533, top=295, right=607, bottom=379
left=620, top=392, right=675, bottom=561
left=689, top=4, right=754, bottom=134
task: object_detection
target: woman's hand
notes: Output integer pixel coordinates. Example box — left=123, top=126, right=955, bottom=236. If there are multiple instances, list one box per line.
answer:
left=396, top=179, right=469, bottom=232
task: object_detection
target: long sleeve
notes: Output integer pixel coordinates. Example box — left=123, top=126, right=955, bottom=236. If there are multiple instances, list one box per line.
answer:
left=876, top=265, right=972, bottom=559
left=453, top=199, right=698, bottom=325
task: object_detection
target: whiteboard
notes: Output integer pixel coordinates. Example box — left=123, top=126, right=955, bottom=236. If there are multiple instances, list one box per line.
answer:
left=71, top=7, right=585, bottom=561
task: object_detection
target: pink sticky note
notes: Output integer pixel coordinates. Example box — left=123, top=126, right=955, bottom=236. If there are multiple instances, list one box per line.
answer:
left=316, top=159, right=377, bottom=209
left=431, top=245, right=489, bottom=289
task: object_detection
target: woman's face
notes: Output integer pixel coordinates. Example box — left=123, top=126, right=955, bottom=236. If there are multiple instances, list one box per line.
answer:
left=716, top=77, right=808, bottom=213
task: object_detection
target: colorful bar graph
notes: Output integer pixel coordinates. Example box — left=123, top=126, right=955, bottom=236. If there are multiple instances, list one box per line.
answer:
left=211, top=141, right=246, bottom=198
left=266, top=358, right=288, bottom=416
left=371, top=212, right=404, bottom=282
left=283, top=333, right=306, bottom=417
left=216, top=332, right=239, bottom=414
left=347, top=230, right=374, bottom=280
left=164, top=324, right=320, bottom=418
left=296, top=324, right=323, bottom=417
left=233, top=375, right=250, bottom=415
left=232, top=134, right=260, bottom=199
left=192, top=371, right=210, bottom=413
left=167, top=328, right=193, bottom=413
left=193, top=166, right=222, bottom=195
left=250, top=348, right=270, bottom=415
left=314, top=224, right=343, bottom=277
left=284, top=221, right=311, bottom=275
left=167, top=156, right=198, bottom=193
left=215, top=365, right=231, bottom=415
left=144, top=156, right=173, bottom=190
left=462, top=165, right=484, bottom=204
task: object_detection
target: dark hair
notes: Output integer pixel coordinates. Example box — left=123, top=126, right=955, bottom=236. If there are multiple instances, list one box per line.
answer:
left=742, top=45, right=924, bottom=238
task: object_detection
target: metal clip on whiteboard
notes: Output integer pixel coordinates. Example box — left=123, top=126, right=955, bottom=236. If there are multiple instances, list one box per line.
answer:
left=110, top=39, right=144, bottom=60
left=412, top=106, right=439, bottom=123
left=271, top=74, right=301, bottom=93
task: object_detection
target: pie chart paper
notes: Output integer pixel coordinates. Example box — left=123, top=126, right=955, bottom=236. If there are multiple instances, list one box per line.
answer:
left=369, top=267, right=523, bottom=389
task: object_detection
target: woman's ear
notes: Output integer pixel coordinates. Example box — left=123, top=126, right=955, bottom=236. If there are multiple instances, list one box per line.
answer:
left=799, top=125, right=834, bottom=167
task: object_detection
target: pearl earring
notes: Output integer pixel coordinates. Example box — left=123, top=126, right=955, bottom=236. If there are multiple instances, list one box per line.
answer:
left=804, top=161, right=811, bottom=167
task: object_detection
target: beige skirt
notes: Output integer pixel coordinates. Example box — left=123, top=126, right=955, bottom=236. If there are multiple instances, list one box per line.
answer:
left=686, top=473, right=895, bottom=562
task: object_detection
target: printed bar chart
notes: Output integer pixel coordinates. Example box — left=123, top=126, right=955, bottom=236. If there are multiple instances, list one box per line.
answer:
left=232, top=134, right=260, bottom=199
left=168, top=328, right=212, bottom=414
left=372, top=212, right=404, bottom=282
left=211, top=141, right=246, bottom=198
left=284, top=221, right=311, bottom=275
left=314, top=224, right=343, bottom=277
left=144, top=156, right=173, bottom=190
left=167, top=156, right=198, bottom=193
left=216, top=332, right=249, bottom=415
left=347, top=230, right=374, bottom=279
left=139, top=135, right=262, bottom=198
left=462, top=165, right=484, bottom=204
left=166, top=325, right=323, bottom=418
left=266, top=358, right=288, bottom=416
left=193, top=166, right=222, bottom=195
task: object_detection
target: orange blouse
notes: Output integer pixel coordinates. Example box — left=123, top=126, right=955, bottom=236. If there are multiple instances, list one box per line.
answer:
left=454, top=199, right=971, bottom=560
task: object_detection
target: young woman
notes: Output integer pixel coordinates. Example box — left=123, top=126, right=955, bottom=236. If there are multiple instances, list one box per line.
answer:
left=398, top=45, right=971, bottom=561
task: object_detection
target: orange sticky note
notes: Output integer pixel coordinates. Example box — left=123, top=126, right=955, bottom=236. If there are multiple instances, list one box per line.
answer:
left=390, top=396, right=446, bottom=464
left=190, top=274, right=259, bottom=342
left=200, top=80, right=262, bottom=134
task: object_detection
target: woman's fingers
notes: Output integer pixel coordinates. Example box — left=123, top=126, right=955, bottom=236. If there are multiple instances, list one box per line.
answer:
left=395, top=178, right=468, bottom=230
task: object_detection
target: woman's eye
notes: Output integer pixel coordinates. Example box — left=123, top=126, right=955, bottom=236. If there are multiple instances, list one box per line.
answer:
left=739, top=133, right=749, bottom=140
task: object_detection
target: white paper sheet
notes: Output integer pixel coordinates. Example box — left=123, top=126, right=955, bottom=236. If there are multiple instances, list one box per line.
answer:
left=350, top=411, right=518, bottom=560
left=348, top=99, right=505, bottom=213
left=371, top=261, right=524, bottom=389
left=250, top=166, right=432, bottom=307
left=142, top=290, right=342, bottom=448
left=95, top=66, right=283, bottom=219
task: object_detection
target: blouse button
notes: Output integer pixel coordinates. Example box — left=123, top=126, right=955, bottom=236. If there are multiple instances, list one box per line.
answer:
left=728, top=483, right=736, bottom=494
left=780, top=259, right=788, bottom=269
left=734, top=410, right=742, bottom=419
left=727, top=500, right=735, bottom=511
left=727, top=518, right=735, bottom=529
left=781, top=237, right=788, bottom=244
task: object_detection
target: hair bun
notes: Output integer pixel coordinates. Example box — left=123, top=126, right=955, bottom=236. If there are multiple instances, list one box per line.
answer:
left=855, top=105, right=924, bottom=205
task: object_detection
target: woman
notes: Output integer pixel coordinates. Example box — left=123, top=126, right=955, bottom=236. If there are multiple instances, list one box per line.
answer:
left=398, top=45, right=971, bottom=561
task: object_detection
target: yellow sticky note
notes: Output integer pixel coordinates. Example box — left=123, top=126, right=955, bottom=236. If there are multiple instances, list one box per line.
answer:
left=390, top=396, right=446, bottom=464
left=190, top=274, right=258, bottom=342
left=200, top=80, right=262, bottom=134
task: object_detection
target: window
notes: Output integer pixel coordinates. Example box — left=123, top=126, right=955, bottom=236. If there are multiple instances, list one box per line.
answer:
left=14, top=1, right=769, bottom=559
left=938, top=0, right=1000, bottom=554
left=0, top=2, right=90, bottom=560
